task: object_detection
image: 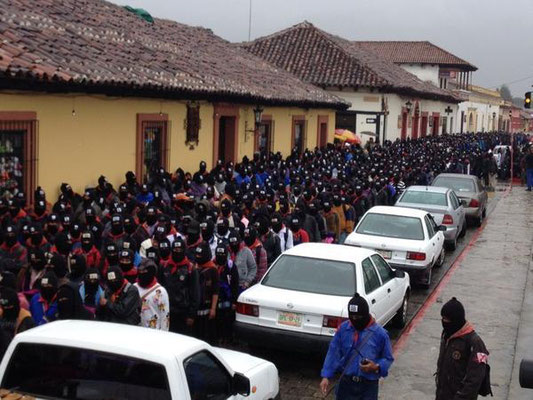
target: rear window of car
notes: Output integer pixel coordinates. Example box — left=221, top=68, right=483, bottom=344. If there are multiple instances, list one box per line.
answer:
left=399, top=191, right=448, bottom=206
left=356, top=213, right=425, bottom=241
left=262, top=255, right=356, bottom=296
left=433, top=177, right=475, bottom=192
left=1, top=343, right=171, bottom=400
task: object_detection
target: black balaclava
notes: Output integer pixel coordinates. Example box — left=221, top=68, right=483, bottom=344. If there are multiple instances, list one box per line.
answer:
left=271, top=213, right=283, bottom=233
left=187, top=221, right=201, bottom=246
left=348, top=293, right=371, bottom=331
left=81, top=231, right=93, bottom=252
left=105, top=243, right=119, bottom=266
left=4, top=226, right=17, bottom=247
left=159, top=239, right=171, bottom=259
left=106, top=266, right=125, bottom=293
left=216, top=218, right=229, bottom=237
left=34, top=200, right=47, bottom=217
left=146, top=207, right=157, bottom=226
left=118, top=249, right=134, bottom=272
left=201, top=220, right=215, bottom=241
left=289, top=216, right=301, bottom=233
left=84, top=268, right=100, bottom=298
left=441, top=297, right=466, bottom=338
left=111, top=214, right=124, bottom=235
left=243, top=227, right=257, bottom=247
left=55, top=232, right=72, bottom=256
left=29, top=248, right=46, bottom=271
left=229, top=231, right=241, bottom=253
left=171, top=237, right=186, bottom=263
left=195, top=241, right=212, bottom=265
left=57, top=283, right=91, bottom=320
left=70, top=223, right=82, bottom=241
left=30, top=225, right=44, bottom=246
left=85, top=208, right=96, bottom=225
left=124, top=216, right=137, bottom=235
left=215, top=245, right=228, bottom=266
left=0, top=287, right=20, bottom=321
left=256, top=216, right=270, bottom=236
left=40, top=271, right=59, bottom=302
left=69, top=254, right=87, bottom=281
left=138, top=259, right=157, bottom=288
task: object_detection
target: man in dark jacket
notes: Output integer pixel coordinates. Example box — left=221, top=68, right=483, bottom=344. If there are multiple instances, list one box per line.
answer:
left=0, top=287, right=35, bottom=359
left=255, top=215, right=281, bottom=267
left=98, top=266, right=141, bottom=325
left=436, top=297, right=489, bottom=400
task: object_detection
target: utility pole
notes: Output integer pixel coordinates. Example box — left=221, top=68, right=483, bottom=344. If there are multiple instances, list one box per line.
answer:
left=248, top=0, right=252, bottom=41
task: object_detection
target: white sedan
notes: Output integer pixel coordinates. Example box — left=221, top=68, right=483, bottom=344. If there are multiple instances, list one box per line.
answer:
left=235, top=243, right=410, bottom=353
left=345, top=206, right=446, bottom=288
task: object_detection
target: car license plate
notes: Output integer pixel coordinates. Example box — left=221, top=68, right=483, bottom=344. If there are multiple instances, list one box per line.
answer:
left=377, top=250, right=392, bottom=259
left=277, top=311, right=302, bottom=327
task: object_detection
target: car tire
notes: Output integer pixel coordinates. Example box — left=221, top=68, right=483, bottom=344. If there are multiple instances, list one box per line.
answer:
left=392, top=293, right=409, bottom=328
left=445, top=235, right=457, bottom=251
left=421, top=267, right=432, bottom=289
left=459, top=221, right=467, bottom=238
left=475, top=211, right=483, bottom=227
left=436, top=248, right=445, bottom=267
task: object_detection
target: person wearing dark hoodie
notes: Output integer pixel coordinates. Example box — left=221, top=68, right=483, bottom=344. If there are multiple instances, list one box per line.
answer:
left=193, top=242, right=219, bottom=344
left=98, top=266, right=141, bottom=325
left=79, top=268, right=104, bottom=315
left=50, top=231, right=72, bottom=264
left=0, top=225, right=27, bottom=272
left=0, top=287, right=35, bottom=359
left=436, top=297, right=490, bottom=400
left=320, top=293, right=393, bottom=400
left=74, top=230, right=102, bottom=269
left=159, top=237, right=199, bottom=334
left=243, top=227, right=267, bottom=285
left=30, top=271, right=59, bottom=325
left=56, top=280, right=93, bottom=320
left=228, top=231, right=256, bottom=292
left=215, top=244, right=239, bottom=345
left=118, top=249, right=137, bottom=284
left=67, top=254, right=87, bottom=287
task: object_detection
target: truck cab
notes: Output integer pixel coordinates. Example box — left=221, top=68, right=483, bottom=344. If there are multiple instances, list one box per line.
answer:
left=0, top=320, right=280, bottom=400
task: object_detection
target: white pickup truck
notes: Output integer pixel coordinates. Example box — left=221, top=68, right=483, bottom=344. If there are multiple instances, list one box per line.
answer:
left=0, top=320, right=280, bottom=400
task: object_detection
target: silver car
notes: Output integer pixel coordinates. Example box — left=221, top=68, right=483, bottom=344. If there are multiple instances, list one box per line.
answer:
left=395, top=186, right=466, bottom=250
left=431, top=173, right=488, bottom=227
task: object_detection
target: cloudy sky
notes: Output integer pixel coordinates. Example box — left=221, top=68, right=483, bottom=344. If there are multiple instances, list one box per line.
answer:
left=111, top=0, right=533, bottom=98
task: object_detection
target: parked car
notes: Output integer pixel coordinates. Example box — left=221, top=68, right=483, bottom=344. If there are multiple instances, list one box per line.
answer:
left=431, top=173, right=488, bottom=227
left=345, top=206, right=446, bottom=288
left=395, top=186, right=466, bottom=250
left=235, top=243, right=410, bottom=354
left=0, top=320, right=280, bottom=400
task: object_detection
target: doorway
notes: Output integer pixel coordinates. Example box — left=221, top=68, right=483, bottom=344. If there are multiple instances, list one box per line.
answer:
left=317, top=115, right=329, bottom=149
left=412, top=114, right=419, bottom=139
left=218, top=116, right=237, bottom=164
left=255, top=120, right=272, bottom=156
left=401, top=112, right=408, bottom=140
left=432, top=116, right=440, bottom=136
left=420, top=115, right=428, bottom=137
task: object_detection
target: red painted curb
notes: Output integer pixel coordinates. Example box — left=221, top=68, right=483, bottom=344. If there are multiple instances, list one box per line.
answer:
left=392, top=185, right=511, bottom=355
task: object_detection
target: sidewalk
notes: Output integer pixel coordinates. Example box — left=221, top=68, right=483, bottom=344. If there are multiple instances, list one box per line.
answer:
left=379, top=187, right=533, bottom=399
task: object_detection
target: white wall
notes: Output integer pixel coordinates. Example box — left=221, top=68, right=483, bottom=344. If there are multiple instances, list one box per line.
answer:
left=328, top=88, right=458, bottom=142
left=399, top=64, right=440, bottom=86
left=455, top=100, right=500, bottom=133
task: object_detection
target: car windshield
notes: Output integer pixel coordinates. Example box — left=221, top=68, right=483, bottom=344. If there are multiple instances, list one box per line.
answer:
left=356, top=213, right=425, bottom=240
left=262, top=255, right=356, bottom=296
left=1, top=343, right=171, bottom=400
left=433, top=177, right=475, bottom=192
left=399, top=191, right=448, bottom=206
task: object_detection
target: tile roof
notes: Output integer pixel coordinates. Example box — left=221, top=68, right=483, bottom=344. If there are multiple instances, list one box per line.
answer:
left=242, top=22, right=461, bottom=103
left=355, top=41, right=477, bottom=71
left=0, top=0, right=348, bottom=109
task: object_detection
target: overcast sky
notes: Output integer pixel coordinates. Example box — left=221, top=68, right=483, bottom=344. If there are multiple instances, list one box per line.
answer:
left=111, top=0, right=533, bottom=98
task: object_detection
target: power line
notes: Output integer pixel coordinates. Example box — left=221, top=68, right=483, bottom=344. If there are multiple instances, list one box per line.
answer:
left=488, top=73, right=533, bottom=89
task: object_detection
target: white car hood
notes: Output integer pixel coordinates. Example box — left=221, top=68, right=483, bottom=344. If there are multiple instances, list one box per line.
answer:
left=213, top=347, right=269, bottom=374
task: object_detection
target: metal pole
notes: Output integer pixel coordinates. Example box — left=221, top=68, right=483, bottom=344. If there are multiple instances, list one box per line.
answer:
left=511, top=130, right=515, bottom=190
left=248, top=0, right=252, bottom=41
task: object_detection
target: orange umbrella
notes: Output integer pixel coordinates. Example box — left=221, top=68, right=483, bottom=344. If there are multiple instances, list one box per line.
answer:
left=334, top=129, right=361, bottom=144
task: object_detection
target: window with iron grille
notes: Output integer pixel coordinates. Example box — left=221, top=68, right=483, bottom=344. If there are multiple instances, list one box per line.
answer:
left=185, top=103, right=200, bottom=144
left=0, top=114, right=38, bottom=200
left=136, top=114, right=169, bottom=183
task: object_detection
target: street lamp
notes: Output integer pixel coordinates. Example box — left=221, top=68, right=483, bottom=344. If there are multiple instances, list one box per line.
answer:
left=253, top=106, right=264, bottom=126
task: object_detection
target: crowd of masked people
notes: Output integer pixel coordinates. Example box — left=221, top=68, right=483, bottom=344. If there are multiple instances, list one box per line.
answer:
left=0, top=131, right=525, bottom=357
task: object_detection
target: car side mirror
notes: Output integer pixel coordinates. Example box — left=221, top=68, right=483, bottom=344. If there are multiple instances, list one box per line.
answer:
left=438, top=225, right=447, bottom=232
left=460, top=199, right=468, bottom=207
left=232, top=372, right=250, bottom=396
left=395, top=269, right=406, bottom=278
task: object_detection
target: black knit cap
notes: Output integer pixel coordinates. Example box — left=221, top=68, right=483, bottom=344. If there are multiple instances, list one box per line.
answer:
left=348, top=293, right=369, bottom=317
left=441, top=297, right=465, bottom=323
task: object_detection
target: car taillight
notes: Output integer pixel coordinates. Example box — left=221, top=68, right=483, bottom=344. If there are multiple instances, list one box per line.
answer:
left=407, top=251, right=426, bottom=261
left=442, top=214, right=453, bottom=225
left=469, top=199, right=479, bottom=207
left=236, top=302, right=259, bottom=317
left=323, top=315, right=347, bottom=329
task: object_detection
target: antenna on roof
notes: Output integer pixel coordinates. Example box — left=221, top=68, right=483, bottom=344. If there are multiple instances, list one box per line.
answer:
left=248, top=0, right=252, bottom=41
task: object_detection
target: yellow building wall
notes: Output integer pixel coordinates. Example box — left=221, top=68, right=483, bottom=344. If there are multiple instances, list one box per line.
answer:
left=0, top=92, right=336, bottom=197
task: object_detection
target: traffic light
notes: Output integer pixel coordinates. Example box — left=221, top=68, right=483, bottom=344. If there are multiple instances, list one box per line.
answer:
left=525, top=92, right=532, bottom=109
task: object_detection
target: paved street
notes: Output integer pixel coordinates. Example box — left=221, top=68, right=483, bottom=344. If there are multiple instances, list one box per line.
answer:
left=235, top=186, right=510, bottom=400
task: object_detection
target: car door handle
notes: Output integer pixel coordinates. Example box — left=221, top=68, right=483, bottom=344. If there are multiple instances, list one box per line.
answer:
left=371, top=299, right=376, bottom=304
left=387, top=288, right=391, bottom=293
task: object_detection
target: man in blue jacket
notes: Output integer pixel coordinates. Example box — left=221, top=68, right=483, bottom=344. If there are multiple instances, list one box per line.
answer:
left=320, top=293, right=394, bottom=400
